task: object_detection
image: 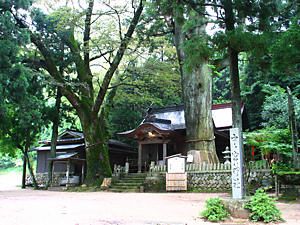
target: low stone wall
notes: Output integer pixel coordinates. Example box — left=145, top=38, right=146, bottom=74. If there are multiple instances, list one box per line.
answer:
left=26, top=173, right=67, bottom=187
left=187, top=169, right=273, bottom=192
left=188, top=171, right=232, bottom=191
left=148, top=161, right=274, bottom=192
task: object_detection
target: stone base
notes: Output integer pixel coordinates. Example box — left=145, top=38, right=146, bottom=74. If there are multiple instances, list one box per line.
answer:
left=222, top=197, right=250, bottom=219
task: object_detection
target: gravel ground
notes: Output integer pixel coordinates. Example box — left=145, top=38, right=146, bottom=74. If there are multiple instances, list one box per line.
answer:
left=0, top=173, right=299, bottom=225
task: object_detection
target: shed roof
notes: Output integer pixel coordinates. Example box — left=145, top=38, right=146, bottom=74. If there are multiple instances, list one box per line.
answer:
left=35, top=143, right=85, bottom=151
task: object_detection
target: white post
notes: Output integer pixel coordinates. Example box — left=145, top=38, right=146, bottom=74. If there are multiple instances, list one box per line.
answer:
left=230, top=128, right=244, bottom=199
left=138, top=143, right=142, bottom=173
left=66, top=160, right=70, bottom=185
left=125, top=162, right=129, bottom=174
left=163, top=143, right=167, bottom=165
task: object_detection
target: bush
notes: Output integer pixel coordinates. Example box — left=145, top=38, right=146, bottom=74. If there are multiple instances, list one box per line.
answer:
left=201, top=197, right=229, bottom=222
left=0, top=154, right=16, bottom=169
left=245, top=189, right=282, bottom=223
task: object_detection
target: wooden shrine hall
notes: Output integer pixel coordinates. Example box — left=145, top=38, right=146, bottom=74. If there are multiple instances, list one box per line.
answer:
left=119, top=103, right=248, bottom=173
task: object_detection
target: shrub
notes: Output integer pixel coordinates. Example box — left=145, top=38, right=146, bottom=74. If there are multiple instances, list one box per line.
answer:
left=245, top=189, right=282, bottom=223
left=201, top=197, right=229, bottom=222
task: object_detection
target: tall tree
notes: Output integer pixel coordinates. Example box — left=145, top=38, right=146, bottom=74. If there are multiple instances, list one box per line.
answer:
left=157, top=1, right=219, bottom=163
left=0, top=1, right=48, bottom=188
left=2, top=0, right=144, bottom=182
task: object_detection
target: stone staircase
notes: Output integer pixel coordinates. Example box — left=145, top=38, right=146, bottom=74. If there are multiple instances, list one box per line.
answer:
left=109, top=173, right=146, bottom=192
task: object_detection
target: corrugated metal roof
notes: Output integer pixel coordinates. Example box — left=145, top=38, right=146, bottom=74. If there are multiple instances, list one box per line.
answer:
left=149, top=103, right=241, bottom=129
left=35, top=143, right=85, bottom=151
left=53, top=152, right=78, bottom=160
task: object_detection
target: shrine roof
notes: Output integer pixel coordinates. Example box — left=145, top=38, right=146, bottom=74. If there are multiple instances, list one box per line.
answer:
left=119, top=102, right=245, bottom=138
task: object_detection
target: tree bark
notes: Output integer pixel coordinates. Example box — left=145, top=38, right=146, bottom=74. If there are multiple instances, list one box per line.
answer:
left=287, top=87, right=299, bottom=167
left=223, top=0, right=243, bottom=131
left=21, top=134, right=38, bottom=189
left=173, top=6, right=218, bottom=164
left=183, top=62, right=218, bottom=163
left=47, top=88, right=62, bottom=188
left=80, top=112, right=112, bottom=182
left=21, top=154, right=27, bottom=189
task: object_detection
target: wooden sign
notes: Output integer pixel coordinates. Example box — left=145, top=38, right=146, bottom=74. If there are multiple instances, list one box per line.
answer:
left=166, top=173, right=187, bottom=191
left=166, top=154, right=187, bottom=191
left=167, top=156, right=186, bottom=173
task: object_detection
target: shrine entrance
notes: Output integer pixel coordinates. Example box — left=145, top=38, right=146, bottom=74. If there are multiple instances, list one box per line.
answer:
left=137, top=141, right=178, bottom=172
left=118, top=117, right=186, bottom=173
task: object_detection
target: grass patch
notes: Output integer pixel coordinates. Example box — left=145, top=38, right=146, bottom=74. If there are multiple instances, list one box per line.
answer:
left=0, top=166, right=22, bottom=175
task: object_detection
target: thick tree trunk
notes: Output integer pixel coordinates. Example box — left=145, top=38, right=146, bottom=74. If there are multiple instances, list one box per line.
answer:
left=21, top=135, right=38, bottom=189
left=229, top=49, right=243, bottom=130
left=173, top=9, right=218, bottom=164
left=80, top=112, right=112, bottom=183
left=287, top=87, right=299, bottom=167
left=21, top=154, right=26, bottom=189
left=223, top=0, right=243, bottom=131
left=24, top=150, right=38, bottom=189
left=183, top=63, right=219, bottom=163
left=47, top=88, right=62, bottom=187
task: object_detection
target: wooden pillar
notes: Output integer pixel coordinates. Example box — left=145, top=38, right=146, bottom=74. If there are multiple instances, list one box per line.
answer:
left=163, top=143, right=167, bottom=165
left=51, top=161, right=55, bottom=186
left=156, top=144, right=159, bottom=163
left=81, top=162, right=85, bottom=184
left=138, top=143, right=142, bottom=173
left=66, top=160, right=70, bottom=185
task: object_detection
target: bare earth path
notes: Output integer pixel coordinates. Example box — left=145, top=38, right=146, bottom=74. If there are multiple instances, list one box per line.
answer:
left=0, top=173, right=299, bottom=225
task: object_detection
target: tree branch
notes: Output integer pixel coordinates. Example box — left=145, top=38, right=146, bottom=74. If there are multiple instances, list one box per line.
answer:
left=11, top=11, right=83, bottom=112
left=92, top=0, right=144, bottom=115
left=90, top=49, right=114, bottom=62
left=83, top=0, right=94, bottom=67
left=104, top=3, right=123, bottom=41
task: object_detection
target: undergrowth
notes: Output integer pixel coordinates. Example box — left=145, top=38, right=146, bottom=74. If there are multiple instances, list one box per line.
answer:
left=201, top=197, right=229, bottom=222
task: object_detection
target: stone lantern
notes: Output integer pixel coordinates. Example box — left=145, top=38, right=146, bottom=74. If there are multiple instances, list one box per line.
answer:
left=222, top=146, right=231, bottom=165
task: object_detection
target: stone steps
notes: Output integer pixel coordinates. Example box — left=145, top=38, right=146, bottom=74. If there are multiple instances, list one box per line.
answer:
left=109, top=173, right=146, bottom=192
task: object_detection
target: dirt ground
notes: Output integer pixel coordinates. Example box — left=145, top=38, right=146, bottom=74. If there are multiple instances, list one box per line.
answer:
left=0, top=173, right=300, bottom=225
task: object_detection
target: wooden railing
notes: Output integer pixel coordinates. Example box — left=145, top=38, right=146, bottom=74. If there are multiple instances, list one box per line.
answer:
left=149, top=160, right=271, bottom=174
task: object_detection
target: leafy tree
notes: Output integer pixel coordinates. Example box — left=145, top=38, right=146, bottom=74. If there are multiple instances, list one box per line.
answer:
left=1, top=0, right=144, bottom=182
left=261, top=85, right=300, bottom=129
left=245, top=128, right=292, bottom=162
left=154, top=1, right=219, bottom=163
left=109, top=58, right=182, bottom=139
left=0, top=2, right=49, bottom=188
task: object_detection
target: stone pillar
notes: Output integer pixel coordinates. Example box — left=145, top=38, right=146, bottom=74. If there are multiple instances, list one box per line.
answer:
left=163, top=143, right=167, bottom=165
left=230, top=128, right=244, bottom=199
left=138, top=143, right=142, bottom=173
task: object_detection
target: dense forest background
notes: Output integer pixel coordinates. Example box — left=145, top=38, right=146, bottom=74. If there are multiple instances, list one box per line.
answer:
left=0, top=0, right=299, bottom=181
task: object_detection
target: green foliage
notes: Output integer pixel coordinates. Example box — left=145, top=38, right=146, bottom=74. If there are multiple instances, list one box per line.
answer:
left=0, top=153, right=16, bottom=169
left=201, top=198, right=229, bottom=222
left=245, top=189, right=282, bottom=223
left=245, top=128, right=292, bottom=157
left=270, top=18, right=300, bottom=76
left=261, top=85, right=300, bottom=128
left=182, top=36, right=211, bottom=72
left=109, top=58, right=181, bottom=139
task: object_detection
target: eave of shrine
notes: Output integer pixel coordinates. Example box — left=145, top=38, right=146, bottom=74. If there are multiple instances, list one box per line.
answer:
left=118, top=122, right=175, bottom=141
